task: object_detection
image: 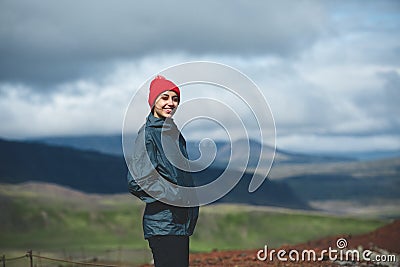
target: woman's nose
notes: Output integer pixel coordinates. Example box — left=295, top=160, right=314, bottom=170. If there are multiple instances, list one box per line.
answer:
left=167, top=98, right=175, bottom=106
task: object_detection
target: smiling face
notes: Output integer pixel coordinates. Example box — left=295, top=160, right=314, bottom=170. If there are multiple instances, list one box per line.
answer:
left=152, top=90, right=179, bottom=119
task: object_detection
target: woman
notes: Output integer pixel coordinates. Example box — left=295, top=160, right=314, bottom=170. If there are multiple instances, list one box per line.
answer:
left=127, top=75, right=199, bottom=267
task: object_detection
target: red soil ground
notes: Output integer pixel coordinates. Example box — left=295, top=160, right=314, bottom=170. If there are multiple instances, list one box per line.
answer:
left=142, top=220, right=399, bottom=267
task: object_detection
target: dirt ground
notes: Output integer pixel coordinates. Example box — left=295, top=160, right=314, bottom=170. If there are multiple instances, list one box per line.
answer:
left=142, top=220, right=399, bottom=267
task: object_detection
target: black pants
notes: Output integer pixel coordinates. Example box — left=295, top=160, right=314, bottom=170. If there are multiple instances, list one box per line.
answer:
left=148, top=235, right=189, bottom=267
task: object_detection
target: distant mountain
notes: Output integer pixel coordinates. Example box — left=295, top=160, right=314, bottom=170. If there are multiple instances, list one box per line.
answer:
left=0, top=138, right=127, bottom=193
left=210, top=138, right=354, bottom=168
left=193, top=167, right=309, bottom=209
left=0, top=138, right=310, bottom=209
left=32, top=135, right=400, bottom=162
left=284, top=173, right=400, bottom=203
left=23, top=136, right=400, bottom=210
left=32, top=134, right=355, bottom=165
left=323, top=150, right=400, bottom=160
left=32, top=135, right=123, bottom=155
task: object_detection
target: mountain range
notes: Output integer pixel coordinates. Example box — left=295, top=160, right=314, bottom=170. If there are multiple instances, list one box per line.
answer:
left=1, top=135, right=399, bottom=215
left=0, top=138, right=309, bottom=209
left=32, top=134, right=400, bottom=160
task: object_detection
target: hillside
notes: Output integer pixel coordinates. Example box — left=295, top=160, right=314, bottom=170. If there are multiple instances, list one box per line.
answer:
left=0, top=138, right=309, bottom=209
left=0, top=138, right=127, bottom=193
left=35, top=134, right=400, bottom=160
left=33, top=134, right=355, bottom=163
left=27, top=137, right=400, bottom=215
left=0, top=182, right=389, bottom=267
left=33, top=134, right=123, bottom=155
left=183, top=220, right=400, bottom=267
left=4, top=137, right=399, bottom=215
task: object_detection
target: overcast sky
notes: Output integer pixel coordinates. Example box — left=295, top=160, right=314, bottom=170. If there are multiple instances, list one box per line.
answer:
left=0, top=0, right=399, bottom=154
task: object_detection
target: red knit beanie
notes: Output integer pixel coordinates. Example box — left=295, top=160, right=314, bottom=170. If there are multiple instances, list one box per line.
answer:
left=148, top=75, right=180, bottom=108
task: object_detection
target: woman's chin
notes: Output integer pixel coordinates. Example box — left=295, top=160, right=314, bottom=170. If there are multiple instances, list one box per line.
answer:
left=160, top=112, right=172, bottom=118
left=163, top=110, right=174, bottom=117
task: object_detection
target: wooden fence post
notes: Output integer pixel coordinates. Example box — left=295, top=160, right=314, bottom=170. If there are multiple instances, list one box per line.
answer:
left=2, top=255, right=5, bottom=267
left=27, top=250, right=33, bottom=267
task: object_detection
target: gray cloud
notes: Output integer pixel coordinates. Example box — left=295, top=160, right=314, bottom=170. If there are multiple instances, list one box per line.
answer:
left=0, top=0, right=329, bottom=86
left=357, top=71, right=400, bottom=135
left=0, top=0, right=399, bottom=154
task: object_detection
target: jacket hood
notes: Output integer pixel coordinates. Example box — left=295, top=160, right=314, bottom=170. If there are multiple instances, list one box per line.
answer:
left=146, top=112, right=178, bottom=132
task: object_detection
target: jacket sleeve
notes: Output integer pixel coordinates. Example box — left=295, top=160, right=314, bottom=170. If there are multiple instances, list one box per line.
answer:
left=127, top=135, right=181, bottom=204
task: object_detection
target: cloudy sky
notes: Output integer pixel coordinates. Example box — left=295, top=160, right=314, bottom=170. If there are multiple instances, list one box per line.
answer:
left=0, top=0, right=399, bottom=154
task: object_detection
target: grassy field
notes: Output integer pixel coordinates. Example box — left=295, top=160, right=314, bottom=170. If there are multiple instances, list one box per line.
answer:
left=0, top=182, right=389, bottom=266
left=193, top=205, right=386, bottom=251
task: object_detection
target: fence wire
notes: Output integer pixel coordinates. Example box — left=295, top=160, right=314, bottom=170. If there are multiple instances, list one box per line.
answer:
left=1, top=254, right=27, bottom=262
left=1, top=250, right=122, bottom=267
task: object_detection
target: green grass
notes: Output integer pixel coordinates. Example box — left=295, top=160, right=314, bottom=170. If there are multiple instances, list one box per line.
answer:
left=0, top=183, right=388, bottom=260
left=190, top=206, right=386, bottom=251
left=0, top=197, right=147, bottom=251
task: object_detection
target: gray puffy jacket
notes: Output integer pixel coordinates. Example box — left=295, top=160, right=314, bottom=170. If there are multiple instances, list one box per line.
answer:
left=127, top=113, right=199, bottom=239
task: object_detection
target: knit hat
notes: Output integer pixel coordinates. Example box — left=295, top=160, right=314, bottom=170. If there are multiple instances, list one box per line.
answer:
left=148, top=75, right=180, bottom=108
